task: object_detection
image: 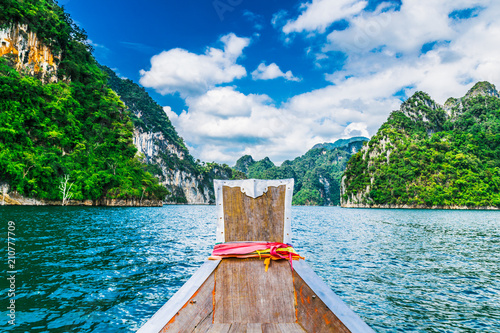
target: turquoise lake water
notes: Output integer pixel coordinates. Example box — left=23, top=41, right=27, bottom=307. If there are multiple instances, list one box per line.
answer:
left=0, top=206, right=499, bottom=332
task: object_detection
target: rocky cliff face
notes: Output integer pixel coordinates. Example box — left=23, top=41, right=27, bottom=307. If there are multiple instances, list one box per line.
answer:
left=1, top=5, right=172, bottom=206
left=0, top=23, right=215, bottom=205
left=101, top=66, right=229, bottom=204
left=0, top=25, right=224, bottom=205
left=0, top=24, right=59, bottom=82
left=444, top=81, right=500, bottom=118
left=132, top=127, right=214, bottom=204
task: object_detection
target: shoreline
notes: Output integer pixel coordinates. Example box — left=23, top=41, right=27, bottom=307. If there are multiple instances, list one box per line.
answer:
left=341, top=203, right=499, bottom=210
left=0, top=194, right=163, bottom=207
left=2, top=193, right=498, bottom=210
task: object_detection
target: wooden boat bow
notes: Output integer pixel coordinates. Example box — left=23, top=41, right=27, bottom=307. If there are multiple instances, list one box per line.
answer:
left=138, top=179, right=375, bottom=333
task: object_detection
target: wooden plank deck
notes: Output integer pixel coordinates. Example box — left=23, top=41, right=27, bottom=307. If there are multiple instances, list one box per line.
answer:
left=195, top=323, right=306, bottom=332
left=293, top=261, right=375, bottom=333
left=137, top=260, right=220, bottom=333
left=149, top=258, right=376, bottom=332
left=160, top=272, right=215, bottom=332
left=213, top=259, right=295, bottom=324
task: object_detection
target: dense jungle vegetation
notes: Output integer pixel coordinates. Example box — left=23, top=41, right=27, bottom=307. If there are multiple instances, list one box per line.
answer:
left=234, top=137, right=367, bottom=205
left=0, top=0, right=167, bottom=201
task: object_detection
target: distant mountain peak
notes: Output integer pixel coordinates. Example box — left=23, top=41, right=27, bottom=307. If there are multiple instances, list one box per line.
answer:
left=464, top=81, right=499, bottom=99
left=312, top=137, right=369, bottom=150
left=342, top=81, right=500, bottom=209
left=237, top=155, right=255, bottom=163
left=444, top=97, right=459, bottom=110
left=396, top=91, right=448, bottom=133
left=400, top=91, right=441, bottom=116
left=234, top=155, right=256, bottom=173
left=262, top=156, right=273, bottom=163
left=444, top=81, right=499, bottom=116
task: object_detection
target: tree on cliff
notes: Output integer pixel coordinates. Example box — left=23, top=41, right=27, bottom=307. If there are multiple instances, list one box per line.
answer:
left=59, top=175, right=73, bottom=206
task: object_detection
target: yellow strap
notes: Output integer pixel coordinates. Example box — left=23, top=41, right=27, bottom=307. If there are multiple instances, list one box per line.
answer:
left=276, top=246, right=298, bottom=254
left=264, top=257, right=271, bottom=272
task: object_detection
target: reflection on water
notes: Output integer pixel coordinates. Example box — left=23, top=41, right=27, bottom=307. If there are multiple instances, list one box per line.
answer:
left=1, top=206, right=499, bottom=332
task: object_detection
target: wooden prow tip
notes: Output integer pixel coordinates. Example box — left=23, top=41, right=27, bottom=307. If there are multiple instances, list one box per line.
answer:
left=214, top=178, right=294, bottom=244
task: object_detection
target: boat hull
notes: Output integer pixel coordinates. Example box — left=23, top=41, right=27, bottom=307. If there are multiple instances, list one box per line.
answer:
left=137, top=259, right=374, bottom=333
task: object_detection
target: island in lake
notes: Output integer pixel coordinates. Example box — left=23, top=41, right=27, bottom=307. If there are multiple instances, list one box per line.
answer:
left=342, top=82, right=500, bottom=210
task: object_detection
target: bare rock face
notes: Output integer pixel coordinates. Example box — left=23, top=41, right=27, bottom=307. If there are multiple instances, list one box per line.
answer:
left=341, top=82, right=500, bottom=209
left=0, top=24, right=59, bottom=82
left=464, top=81, right=499, bottom=99
left=133, top=128, right=215, bottom=204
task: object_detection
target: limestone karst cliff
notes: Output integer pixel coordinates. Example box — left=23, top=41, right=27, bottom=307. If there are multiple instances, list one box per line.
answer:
left=0, top=24, right=59, bottom=82
left=101, top=66, right=236, bottom=204
left=0, top=0, right=242, bottom=205
left=233, top=137, right=368, bottom=206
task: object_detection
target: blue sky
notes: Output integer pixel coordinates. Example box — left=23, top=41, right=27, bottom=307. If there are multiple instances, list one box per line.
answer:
left=62, top=0, right=500, bottom=165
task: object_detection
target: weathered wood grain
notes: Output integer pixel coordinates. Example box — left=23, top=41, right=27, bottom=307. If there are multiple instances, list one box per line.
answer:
left=138, top=260, right=219, bottom=333
left=222, top=185, right=286, bottom=242
left=140, top=178, right=376, bottom=333
left=199, top=323, right=306, bottom=333
left=293, top=269, right=351, bottom=333
left=261, top=323, right=282, bottom=333
left=207, top=324, right=231, bottom=333
left=213, top=258, right=295, bottom=324
left=246, top=323, right=263, bottom=333
left=161, top=272, right=215, bottom=332
left=193, top=322, right=307, bottom=333
left=192, top=311, right=214, bottom=333
left=227, top=323, right=248, bottom=333
left=277, top=323, right=307, bottom=332
left=194, top=324, right=214, bottom=333
left=294, top=261, right=375, bottom=333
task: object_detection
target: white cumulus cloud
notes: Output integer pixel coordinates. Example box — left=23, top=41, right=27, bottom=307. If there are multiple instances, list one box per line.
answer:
left=160, top=0, right=500, bottom=166
left=321, top=0, right=500, bottom=103
left=325, top=0, right=478, bottom=55
left=283, top=0, right=367, bottom=34
left=165, top=80, right=397, bottom=165
left=251, top=62, right=300, bottom=81
left=139, top=33, right=250, bottom=97
left=343, top=122, right=369, bottom=138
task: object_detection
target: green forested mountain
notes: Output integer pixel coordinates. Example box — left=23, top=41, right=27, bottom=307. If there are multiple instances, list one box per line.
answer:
left=101, top=65, right=189, bottom=156
left=0, top=0, right=167, bottom=203
left=100, top=66, right=198, bottom=185
left=342, top=82, right=500, bottom=208
left=234, top=137, right=367, bottom=205
left=100, top=66, right=242, bottom=203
